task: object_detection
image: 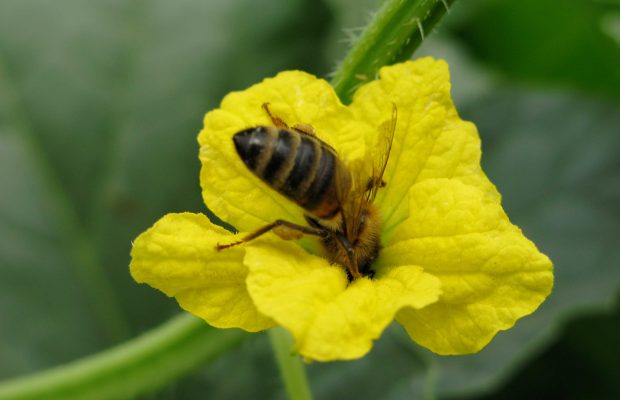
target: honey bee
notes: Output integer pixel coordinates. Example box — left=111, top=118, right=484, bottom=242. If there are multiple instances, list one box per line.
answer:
left=216, top=103, right=396, bottom=280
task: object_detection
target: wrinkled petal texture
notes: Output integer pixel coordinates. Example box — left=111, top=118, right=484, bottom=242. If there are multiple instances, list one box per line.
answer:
left=245, top=242, right=441, bottom=361
left=351, top=60, right=553, bottom=355
left=379, top=178, right=553, bottom=354
left=382, top=179, right=553, bottom=354
left=130, top=213, right=274, bottom=332
left=349, top=58, right=499, bottom=237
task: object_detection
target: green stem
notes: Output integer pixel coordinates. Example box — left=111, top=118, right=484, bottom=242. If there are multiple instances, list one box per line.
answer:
left=331, top=0, right=456, bottom=103
left=269, top=328, right=313, bottom=400
left=0, top=315, right=246, bottom=400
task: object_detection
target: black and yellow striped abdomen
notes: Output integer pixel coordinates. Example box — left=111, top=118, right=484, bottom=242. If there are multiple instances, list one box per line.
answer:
left=233, top=126, right=347, bottom=219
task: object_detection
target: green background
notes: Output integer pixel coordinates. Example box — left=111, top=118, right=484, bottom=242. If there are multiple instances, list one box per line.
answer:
left=0, top=0, right=619, bottom=398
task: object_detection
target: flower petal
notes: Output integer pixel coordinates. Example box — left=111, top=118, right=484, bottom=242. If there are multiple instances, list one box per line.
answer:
left=350, top=58, right=498, bottom=237
left=245, top=242, right=441, bottom=361
left=379, top=179, right=554, bottom=354
left=198, top=71, right=372, bottom=236
left=130, top=213, right=274, bottom=332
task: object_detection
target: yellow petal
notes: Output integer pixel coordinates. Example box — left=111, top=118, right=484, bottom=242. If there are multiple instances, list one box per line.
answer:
left=379, top=179, right=553, bottom=354
left=198, top=71, right=372, bottom=238
left=245, top=242, right=441, bottom=361
left=130, top=213, right=274, bottom=332
left=350, top=58, right=499, bottom=237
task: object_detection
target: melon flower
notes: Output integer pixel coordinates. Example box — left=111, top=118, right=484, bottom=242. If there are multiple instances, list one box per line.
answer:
left=130, top=58, right=553, bottom=361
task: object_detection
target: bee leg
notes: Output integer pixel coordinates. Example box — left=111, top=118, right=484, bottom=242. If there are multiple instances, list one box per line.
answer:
left=262, top=103, right=319, bottom=139
left=305, top=216, right=363, bottom=280
left=291, top=123, right=316, bottom=137
left=261, top=103, right=289, bottom=129
left=215, top=219, right=325, bottom=251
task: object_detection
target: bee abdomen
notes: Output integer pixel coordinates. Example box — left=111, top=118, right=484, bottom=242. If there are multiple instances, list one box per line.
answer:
left=233, top=126, right=278, bottom=173
left=234, top=126, right=298, bottom=186
left=233, top=127, right=344, bottom=219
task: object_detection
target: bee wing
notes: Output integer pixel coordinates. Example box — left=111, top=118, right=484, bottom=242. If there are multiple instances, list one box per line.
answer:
left=368, top=103, right=397, bottom=202
left=334, top=160, right=352, bottom=206
left=312, top=102, right=395, bottom=207
left=339, top=105, right=397, bottom=242
left=340, top=159, right=369, bottom=239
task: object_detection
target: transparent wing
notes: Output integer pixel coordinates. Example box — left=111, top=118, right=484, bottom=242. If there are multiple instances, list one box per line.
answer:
left=340, top=159, right=369, bottom=240
left=341, top=104, right=397, bottom=241
left=368, top=103, right=397, bottom=202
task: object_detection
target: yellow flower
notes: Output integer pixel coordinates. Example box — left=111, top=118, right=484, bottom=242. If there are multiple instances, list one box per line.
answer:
left=130, top=58, right=553, bottom=361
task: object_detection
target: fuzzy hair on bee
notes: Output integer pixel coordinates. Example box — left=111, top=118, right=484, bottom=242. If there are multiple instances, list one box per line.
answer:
left=216, top=103, right=397, bottom=280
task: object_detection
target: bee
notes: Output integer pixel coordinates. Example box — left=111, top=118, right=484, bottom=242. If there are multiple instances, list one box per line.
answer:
left=216, top=103, right=396, bottom=280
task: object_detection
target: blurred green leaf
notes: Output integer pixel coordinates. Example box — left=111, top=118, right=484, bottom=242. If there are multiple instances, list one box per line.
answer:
left=452, top=0, right=620, bottom=100
left=186, top=334, right=283, bottom=400
left=462, top=296, right=620, bottom=400
left=0, top=0, right=331, bottom=381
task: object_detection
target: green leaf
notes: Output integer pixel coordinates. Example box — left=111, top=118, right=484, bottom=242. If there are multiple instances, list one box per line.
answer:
left=466, top=298, right=620, bottom=400
left=0, top=0, right=330, bottom=381
left=452, top=0, right=620, bottom=100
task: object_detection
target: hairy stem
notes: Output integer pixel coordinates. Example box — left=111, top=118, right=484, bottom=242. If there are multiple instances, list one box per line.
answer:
left=331, top=0, right=456, bottom=103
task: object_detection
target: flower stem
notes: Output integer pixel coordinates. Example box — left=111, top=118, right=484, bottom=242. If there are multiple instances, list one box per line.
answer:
left=0, top=315, right=246, bottom=400
left=331, top=0, right=456, bottom=103
left=269, top=328, right=313, bottom=400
